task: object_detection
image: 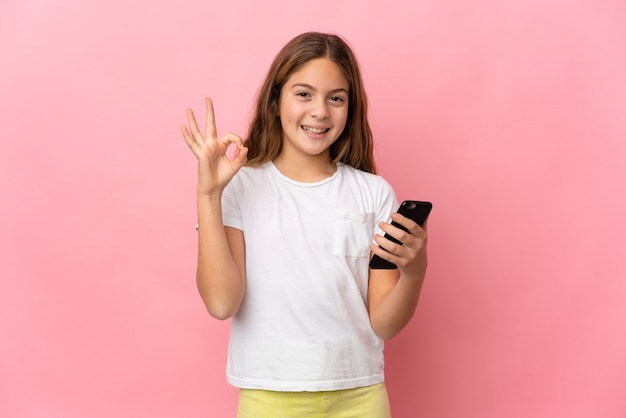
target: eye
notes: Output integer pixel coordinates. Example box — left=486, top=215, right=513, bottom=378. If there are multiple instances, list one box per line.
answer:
left=296, top=91, right=311, bottom=98
left=329, top=96, right=346, bottom=104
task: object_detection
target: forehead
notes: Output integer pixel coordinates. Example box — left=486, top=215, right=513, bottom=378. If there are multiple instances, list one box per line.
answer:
left=284, top=58, right=349, bottom=90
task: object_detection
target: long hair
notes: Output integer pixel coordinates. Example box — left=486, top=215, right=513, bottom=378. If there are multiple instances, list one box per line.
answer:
left=245, top=32, right=376, bottom=174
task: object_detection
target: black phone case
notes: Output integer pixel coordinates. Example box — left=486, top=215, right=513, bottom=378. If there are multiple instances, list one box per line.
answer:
left=369, top=200, right=432, bottom=270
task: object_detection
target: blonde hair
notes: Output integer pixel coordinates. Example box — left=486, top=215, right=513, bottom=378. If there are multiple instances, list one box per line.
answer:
left=245, top=32, right=376, bottom=174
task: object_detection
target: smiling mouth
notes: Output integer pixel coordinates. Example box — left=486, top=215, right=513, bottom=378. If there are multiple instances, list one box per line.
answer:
left=302, top=126, right=330, bottom=134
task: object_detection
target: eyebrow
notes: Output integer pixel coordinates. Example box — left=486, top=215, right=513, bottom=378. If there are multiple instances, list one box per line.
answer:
left=289, top=83, right=348, bottom=94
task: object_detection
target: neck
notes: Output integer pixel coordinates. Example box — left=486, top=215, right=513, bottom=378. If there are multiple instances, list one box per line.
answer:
left=272, top=153, right=336, bottom=183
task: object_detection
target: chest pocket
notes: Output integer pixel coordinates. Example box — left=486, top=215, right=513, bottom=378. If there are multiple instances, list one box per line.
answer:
left=333, top=210, right=375, bottom=258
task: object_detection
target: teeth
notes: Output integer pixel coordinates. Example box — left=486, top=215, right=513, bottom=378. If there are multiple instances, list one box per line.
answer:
left=303, top=126, right=328, bottom=134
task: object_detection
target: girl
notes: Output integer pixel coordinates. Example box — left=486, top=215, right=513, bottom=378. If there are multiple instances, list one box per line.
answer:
left=181, top=32, right=428, bottom=418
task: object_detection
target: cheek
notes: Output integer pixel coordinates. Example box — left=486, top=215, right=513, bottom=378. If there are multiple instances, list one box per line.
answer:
left=335, top=108, right=349, bottom=129
left=277, top=105, right=288, bottom=126
left=278, top=100, right=298, bottom=122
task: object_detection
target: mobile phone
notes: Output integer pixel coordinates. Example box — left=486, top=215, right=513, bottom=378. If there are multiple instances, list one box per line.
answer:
left=369, top=200, right=432, bottom=270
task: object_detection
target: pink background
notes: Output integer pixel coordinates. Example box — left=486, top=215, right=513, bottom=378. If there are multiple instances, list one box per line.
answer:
left=1, top=0, right=625, bottom=417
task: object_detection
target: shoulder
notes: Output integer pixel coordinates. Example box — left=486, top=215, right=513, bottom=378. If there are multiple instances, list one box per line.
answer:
left=227, top=162, right=272, bottom=187
left=237, top=162, right=273, bottom=178
left=337, top=163, right=394, bottom=193
left=222, top=163, right=273, bottom=206
left=336, top=163, right=397, bottom=216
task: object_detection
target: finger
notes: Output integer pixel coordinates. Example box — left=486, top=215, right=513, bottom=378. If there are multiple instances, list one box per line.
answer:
left=378, top=221, right=410, bottom=246
left=180, top=125, right=198, bottom=151
left=370, top=241, right=403, bottom=265
left=392, top=213, right=427, bottom=237
left=220, top=132, right=245, bottom=148
left=372, top=232, right=424, bottom=266
left=373, top=231, right=402, bottom=254
left=186, top=108, right=203, bottom=139
left=205, top=98, right=218, bottom=140
left=390, top=212, right=416, bottom=231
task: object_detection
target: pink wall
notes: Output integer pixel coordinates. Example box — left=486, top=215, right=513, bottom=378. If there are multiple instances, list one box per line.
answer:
left=1, top=0, right=625, bottom=417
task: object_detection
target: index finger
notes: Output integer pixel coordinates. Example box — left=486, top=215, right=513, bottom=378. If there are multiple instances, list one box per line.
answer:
left=390, top=212, right=420, bottom=234
left=205, top=97, right=218, bottom=140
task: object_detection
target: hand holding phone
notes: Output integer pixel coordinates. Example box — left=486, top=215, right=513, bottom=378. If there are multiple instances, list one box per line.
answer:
left=369, top=200, right=432, bottom=270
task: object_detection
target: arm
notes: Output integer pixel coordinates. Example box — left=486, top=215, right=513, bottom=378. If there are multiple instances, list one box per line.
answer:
left=368, top=213, right=428, bottom=340
left=181, top=98, right=248, bottom=320
left=195, top=195, right=246, bottom=320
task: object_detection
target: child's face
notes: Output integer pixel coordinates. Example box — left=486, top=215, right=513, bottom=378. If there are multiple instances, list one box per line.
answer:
left=277, top=57, right=349, bottom=162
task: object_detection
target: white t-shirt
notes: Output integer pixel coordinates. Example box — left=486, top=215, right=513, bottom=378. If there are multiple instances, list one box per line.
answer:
left=221, top=161, right=398, bottom=391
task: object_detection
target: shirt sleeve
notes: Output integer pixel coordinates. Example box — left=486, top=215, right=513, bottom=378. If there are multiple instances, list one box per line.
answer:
left=372, top=177, right=399, bottom=241
left=221, top=176, right=244, bottom=231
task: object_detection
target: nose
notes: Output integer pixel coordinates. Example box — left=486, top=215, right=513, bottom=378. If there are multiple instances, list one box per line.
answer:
left=310, top=98, right=330, bottom=119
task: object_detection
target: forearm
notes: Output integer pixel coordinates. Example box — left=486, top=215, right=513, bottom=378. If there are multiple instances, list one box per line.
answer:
left=369, top=273, right=425, bottom=340
left=196, top=192, right=245, bottom=320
